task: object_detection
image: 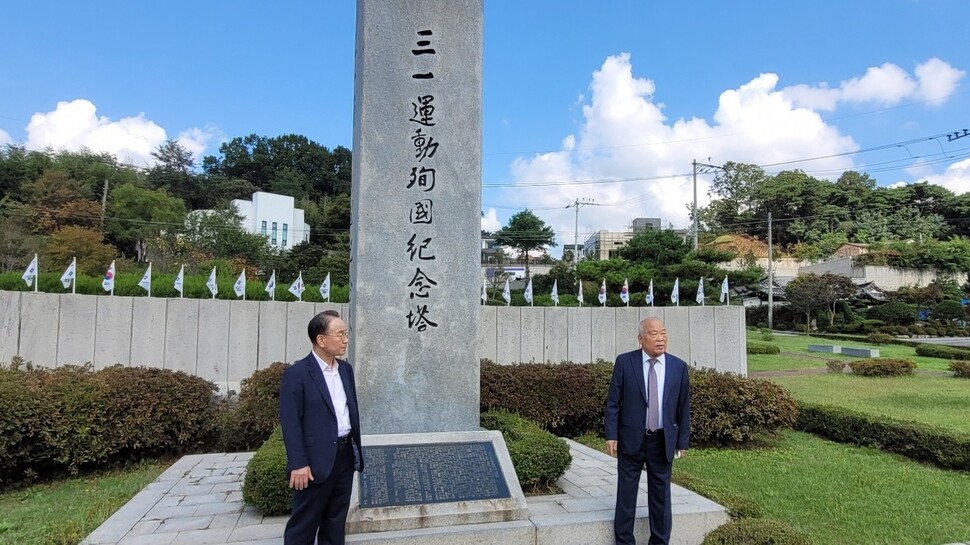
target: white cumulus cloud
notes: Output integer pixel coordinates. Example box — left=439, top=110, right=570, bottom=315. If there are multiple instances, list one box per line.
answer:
left=23, top=99, right=216, bottom=166
left=915, top=57, right=966, bottom=105
left=481, top=208, right=502, bottom=232
left=0, top=128, right=11, bottom=146
left=920, top=158, right=970, bottom=194
left=782, top=58, right=964, bottom=110
left=499, top=53, right=859, bottom=247
left=840, top=62, right=917, bottom=105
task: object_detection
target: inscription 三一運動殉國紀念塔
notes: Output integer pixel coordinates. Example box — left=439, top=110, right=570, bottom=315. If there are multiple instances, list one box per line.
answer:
left=404, top=28, right=440, bottom=333
left=358, top=442, right=511, bottom=508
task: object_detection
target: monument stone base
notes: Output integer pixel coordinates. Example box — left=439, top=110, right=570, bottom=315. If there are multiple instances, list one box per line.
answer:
left=346, top=431, right=528, bottom=534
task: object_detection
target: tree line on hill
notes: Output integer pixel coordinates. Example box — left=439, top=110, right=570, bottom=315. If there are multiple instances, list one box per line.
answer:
left=699, top=161, right=970, bottom=267
left=0, top=136, right=352, bottom=285
left=4, top=139, right=970, bottom=297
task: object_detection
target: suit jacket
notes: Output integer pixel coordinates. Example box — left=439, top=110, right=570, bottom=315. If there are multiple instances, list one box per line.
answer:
left=604, top=349, right=691, bottom=463
left=279, top=353, right=364, bottom=482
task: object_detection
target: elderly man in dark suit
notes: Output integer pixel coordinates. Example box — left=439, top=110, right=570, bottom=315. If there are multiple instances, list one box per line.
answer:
left=605, top=316, right=691, bottom=545
left=279, top=310, right=364, bottom=545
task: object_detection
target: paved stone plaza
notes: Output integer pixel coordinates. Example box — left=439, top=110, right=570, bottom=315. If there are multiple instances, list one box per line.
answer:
left=80, top=440, right=727, bottom=545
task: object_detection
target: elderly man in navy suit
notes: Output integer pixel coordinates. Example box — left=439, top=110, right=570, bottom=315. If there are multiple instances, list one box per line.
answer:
left=605, top=316, right=691, bottom=545
left=279, top=310, right=364, bottom=545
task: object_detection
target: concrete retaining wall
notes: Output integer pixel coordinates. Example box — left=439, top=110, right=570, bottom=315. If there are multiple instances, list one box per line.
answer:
left=1, top=292, right=746, bottom=393
left=799, top=257, right=969, bottom=291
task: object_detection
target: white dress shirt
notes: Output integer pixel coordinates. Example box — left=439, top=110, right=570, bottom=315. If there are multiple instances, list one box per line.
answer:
left=642, top=351, right=666, bottom=429
left=312, top=351, right=352, bottom=438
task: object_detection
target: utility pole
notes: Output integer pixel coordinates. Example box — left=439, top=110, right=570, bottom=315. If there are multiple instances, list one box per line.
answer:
left=565, top=198, right=598, bottom=267
left=767, top=212, right=773, bottom=330
left=691, top=160, right=724, bottom=252
left=946, top=129, right=969, bottom=142
left=100, top=179, right=109, bottom=227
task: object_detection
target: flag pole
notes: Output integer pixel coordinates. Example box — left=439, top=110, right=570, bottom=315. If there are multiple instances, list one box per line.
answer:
left=34, top=254, right=39, bottom=293
left=72, top=257, right=76, bottom=294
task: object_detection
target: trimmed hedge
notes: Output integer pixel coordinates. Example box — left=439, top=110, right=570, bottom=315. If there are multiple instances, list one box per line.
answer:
left=795, top=403, right=970, bottom=471
left=950, top=360, right=970, bottom=378
left=915, top=343, right=970, bottom=361
left=217, top=362, right=291, bottom=452
left=847, top=358, right=916, bottom=377
left=825, top=360, right=846, bottom=373
left=480, top=410, right=571, bottom=489
left=241, top=427, right=290, bottom=515
left=689, top=369, right=798, bottom=447
left=483, top=360, right=798, bottom=448
left=864, top=332, right=894, bottom=345
left=481, top=359, right=613, bottom=437
left=701, top=518, right=812, bottom=545
left=746, top=342, right=780, bottom=355
left=0, top=359, right=217, bottom=488
left=809, top=331, right=921, bottom=348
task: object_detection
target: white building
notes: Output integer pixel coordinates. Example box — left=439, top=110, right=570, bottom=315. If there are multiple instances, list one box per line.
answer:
left=232, top=192, right=311, bottom=249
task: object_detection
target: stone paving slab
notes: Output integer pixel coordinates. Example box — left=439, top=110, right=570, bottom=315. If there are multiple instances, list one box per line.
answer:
left=81, top=440, right=728, bottom=545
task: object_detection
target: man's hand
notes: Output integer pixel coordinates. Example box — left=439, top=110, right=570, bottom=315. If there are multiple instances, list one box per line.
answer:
left=606, top=440, right=617, bottom=457
left=289, top=466, right=314, bottom=490
left=675, top=449, right=687, bottom=460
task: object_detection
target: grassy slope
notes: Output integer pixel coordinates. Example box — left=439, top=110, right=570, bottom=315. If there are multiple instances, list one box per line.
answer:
left=0, top=461, right=167, bottom=545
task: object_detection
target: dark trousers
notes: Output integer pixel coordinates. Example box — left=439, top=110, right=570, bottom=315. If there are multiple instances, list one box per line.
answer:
left=284, top=441, right=355, bottom=545
left=614, top=432, right=673, bottom=545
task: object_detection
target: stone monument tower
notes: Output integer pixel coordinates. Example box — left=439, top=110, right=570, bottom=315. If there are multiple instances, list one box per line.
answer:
left=349, top=0, right=484, bottom=434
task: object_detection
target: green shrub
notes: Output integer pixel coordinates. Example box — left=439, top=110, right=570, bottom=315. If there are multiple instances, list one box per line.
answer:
left=702, top=518, right=812, bottom=545
left=932, top=300, right=965, bottom=322
left=950, top=361, right=970, bottom=378
left=241, top=427, right=290, bottom=515
left=865, top=332, right=894, bottom=345
left=0, top=360, right=217, bottom=488
left=480, top=359, right=612, bottom=437
left=908, top=324, right=924, bottom=336
left=924, top=326, right=938, bottom=336
left=480, top=410, right=571, bottom=489
left=915, top=343, right=970, bottom=360
left=758, top=328, right=774, bottom=342
left=689, top=369, right=798, bottom=447
left=865, top=301, right=917, bottom=325
left=796, top=403, right=970, bottom=471
left=218, top=362, right=291, bottom=452
left=745, top=341, right=780, bottom=355
left=482, top=361, right=797, bottom=449
left=847, top=358, right=916, bottom=377
left=825, top=360, right=846, bottom=374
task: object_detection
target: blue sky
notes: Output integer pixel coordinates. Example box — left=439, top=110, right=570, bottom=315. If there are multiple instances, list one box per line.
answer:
left=3, top=1, right=969, bottom=254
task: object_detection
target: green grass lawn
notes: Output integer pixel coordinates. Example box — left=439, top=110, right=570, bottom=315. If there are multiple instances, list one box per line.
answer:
left=748, top=331, right=955, bottom=372
left=674, top=430, right=970, bottom=545
left=0, top=460, right=168, bottom=545
left=769, top=373, right=970, bottom=435
left=576, top=431, right=970, bottom=545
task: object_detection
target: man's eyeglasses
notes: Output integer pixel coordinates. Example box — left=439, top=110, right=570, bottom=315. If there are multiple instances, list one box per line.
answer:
left=325, top=331, right=350, bottom=340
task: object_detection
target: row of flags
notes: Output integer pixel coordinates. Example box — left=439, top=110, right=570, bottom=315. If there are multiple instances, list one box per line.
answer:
left=19, top=255, right=333, bottom=302
left=482, top=275, right=731, bottom=306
